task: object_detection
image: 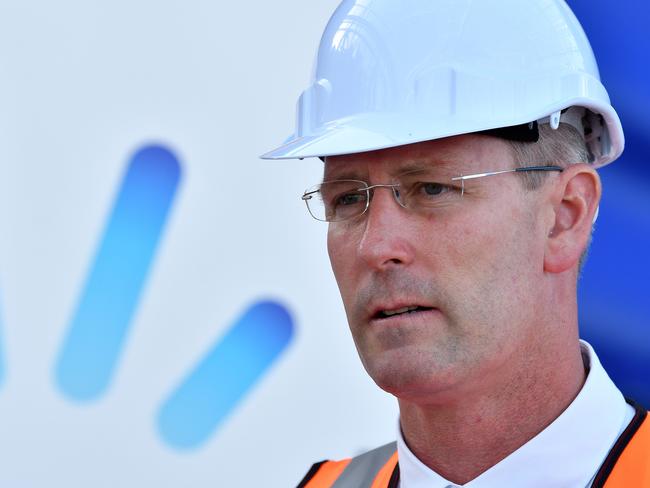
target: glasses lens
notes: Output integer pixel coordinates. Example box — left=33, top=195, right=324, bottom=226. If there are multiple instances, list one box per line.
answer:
left=397, top=169, right=464, bottom=209
left=303, top=180, right=368, bottom=222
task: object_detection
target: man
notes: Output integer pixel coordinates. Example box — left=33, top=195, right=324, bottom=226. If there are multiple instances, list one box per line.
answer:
left=263, top=1, right=649, bottom=486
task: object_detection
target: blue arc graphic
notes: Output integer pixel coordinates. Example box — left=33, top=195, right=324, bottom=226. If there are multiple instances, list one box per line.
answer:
left=157, top=300, right=294, bottom=450
left=54, top=145, right=182, bottom=401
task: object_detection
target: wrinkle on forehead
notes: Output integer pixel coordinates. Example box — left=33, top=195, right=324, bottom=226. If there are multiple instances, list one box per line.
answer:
left=322, top=135, right=507, bottom=182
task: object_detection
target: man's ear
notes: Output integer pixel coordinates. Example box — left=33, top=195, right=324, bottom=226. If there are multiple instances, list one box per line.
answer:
left=544, top=164, right=601, bottom=274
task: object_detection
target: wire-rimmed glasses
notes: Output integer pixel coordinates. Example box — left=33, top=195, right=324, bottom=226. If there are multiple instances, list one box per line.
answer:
left=301, top=165, right=563, bottom=222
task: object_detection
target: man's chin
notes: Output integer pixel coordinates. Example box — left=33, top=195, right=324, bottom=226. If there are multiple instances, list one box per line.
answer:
left=362, top=356, right=464, bottom=403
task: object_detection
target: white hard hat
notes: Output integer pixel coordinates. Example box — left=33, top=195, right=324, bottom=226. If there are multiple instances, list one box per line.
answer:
left=262, top=0, right=624, bottom=167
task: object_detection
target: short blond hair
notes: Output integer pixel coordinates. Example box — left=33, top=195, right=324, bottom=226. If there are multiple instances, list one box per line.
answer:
left=507, top=123, right=593, bottom=272
left=507, top=123, right=590, bottom=189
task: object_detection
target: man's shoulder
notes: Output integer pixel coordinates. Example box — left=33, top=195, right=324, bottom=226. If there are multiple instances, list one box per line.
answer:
left=296, top=442, right=398, bottom=488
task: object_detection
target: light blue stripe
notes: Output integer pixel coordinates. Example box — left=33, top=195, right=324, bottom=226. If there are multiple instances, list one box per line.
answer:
left=55, top=145, right=182, bottom=401
left=0, top=292, right=5, bottom=389
left=157, top=300, right=294, bottom=450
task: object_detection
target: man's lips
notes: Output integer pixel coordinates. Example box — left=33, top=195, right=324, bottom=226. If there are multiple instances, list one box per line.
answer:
left=369, top=303, right=437, bottom=321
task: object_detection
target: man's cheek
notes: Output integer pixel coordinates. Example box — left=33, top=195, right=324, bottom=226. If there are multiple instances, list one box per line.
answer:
left=440, top=222, right=495, bottom=271
left=328, top=246, right=357, bottom=309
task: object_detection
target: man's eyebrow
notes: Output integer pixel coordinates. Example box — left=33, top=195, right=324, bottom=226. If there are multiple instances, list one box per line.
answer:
left=390, top=161, right=432, bottom=175
left=322, top=168, right=366, bottom=183
left=390, top=159, right=459, bottom=175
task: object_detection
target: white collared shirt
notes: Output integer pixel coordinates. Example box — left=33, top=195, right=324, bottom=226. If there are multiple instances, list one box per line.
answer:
left=397, top=341, right=635, bottom=487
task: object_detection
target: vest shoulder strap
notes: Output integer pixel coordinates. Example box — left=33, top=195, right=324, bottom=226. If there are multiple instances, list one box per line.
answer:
left=296, top=442, right=398, bottom=488
left=594, top=399, right=650, bottom=487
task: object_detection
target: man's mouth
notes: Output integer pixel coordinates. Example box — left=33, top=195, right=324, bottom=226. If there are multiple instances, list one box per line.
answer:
left=375, top=305, right=434, bottom=319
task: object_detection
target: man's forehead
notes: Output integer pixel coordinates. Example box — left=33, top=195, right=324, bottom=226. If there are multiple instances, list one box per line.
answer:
left=322, top=135, right=506, bottom=180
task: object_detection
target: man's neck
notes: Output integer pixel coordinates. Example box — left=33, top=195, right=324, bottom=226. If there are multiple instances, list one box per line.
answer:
left=397, top=341, right=587, bottom=485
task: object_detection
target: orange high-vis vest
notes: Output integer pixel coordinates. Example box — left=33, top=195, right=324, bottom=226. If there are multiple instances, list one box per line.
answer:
left=297, top=401, right=649, bottom=488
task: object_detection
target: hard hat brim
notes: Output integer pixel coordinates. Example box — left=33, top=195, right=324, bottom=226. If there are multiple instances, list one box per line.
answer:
left=261, top=100, right=624, bottom=167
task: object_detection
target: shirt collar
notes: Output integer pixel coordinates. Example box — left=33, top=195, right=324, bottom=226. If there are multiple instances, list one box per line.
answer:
left=396, top=340, right=629, bottom=488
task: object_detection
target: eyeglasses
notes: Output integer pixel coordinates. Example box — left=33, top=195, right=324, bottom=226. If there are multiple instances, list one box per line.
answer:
left=301, top=165, right=563, bottom=222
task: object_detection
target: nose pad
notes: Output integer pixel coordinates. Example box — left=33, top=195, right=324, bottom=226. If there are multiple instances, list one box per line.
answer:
left=391, top=186, right=408, bottom=208
left=368, top=184, right=406, bottom=208
left=366, top=184, right=407, bottom=211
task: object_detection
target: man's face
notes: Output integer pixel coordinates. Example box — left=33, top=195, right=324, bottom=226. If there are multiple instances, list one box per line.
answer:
left=326, top=135, right=551, bottom=403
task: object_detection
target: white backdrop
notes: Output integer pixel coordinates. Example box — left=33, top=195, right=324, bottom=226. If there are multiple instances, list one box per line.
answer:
left=0, top=1, right=397, bottom=486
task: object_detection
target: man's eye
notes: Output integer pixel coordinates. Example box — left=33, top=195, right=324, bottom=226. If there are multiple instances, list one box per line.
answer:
left=335, top=192, right=366, bottom=206
left=418, top=182, right=449, bottom=196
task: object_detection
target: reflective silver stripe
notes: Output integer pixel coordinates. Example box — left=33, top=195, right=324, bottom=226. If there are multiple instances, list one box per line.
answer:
left=331, top=442, right=397, bottom=488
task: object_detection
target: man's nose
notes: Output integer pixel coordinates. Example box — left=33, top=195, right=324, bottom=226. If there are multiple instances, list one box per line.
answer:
left=357, top=186, right=416, bottom=270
